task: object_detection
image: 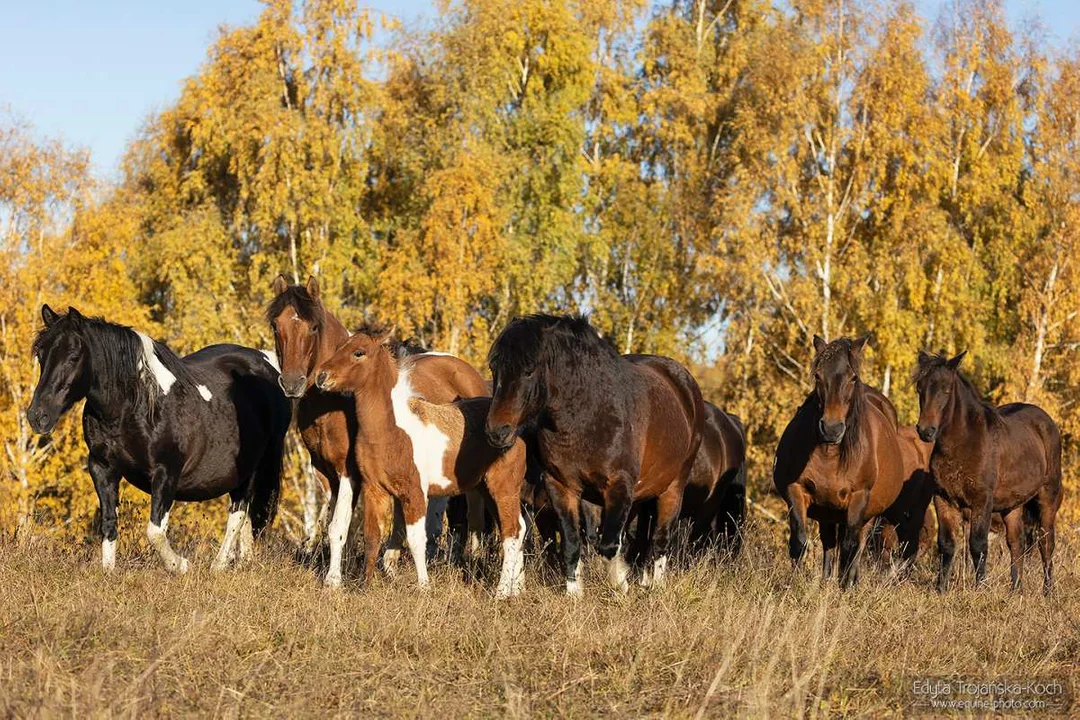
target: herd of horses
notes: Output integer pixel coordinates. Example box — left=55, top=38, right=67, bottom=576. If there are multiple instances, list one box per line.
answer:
left=25, top=276, right=1064, bottom=596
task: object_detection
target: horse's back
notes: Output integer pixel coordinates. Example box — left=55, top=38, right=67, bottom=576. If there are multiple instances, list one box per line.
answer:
left=184, top=344, right=282, bottom=384
left=997, top=402, right=1061, bottom=480
left=407, top=353, right=487, bottom=402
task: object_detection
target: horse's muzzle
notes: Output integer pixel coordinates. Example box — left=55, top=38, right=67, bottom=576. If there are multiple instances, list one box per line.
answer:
left=916, top=424, right=938, bottom=443
left=314, top=371, right=333, bottom=391
left=27, top=404, right=56, bottom=435
left=486, top=423, right=515, bottom=449
left=278, top=373, right=307, bottom=398
left=818, top=418, right=846, bottom=444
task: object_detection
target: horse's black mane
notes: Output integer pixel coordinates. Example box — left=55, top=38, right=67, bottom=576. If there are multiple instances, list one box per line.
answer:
left=810, top=337, right=867, bottom=466
left=267, top=285, right=322, bottom=324
left=487, top=313, right=619, bottom=379
left=33, top=311, right=198, bottom=411
left=913, top=352, right=1002, bottom=424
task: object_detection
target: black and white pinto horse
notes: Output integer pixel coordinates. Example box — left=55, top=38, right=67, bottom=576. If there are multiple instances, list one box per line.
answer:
left=27, top=305, right=291, bottom=573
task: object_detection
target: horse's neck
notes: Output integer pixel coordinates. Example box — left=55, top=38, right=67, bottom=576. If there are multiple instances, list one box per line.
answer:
left=938, top=381, right=987, bottom=452
left=351, top=356, right=403, bottom=442
left=315, top=311, right=351, bottom=366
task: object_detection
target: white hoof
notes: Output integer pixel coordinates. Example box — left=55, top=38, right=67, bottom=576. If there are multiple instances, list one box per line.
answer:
left=102, top=539, right=117, bottom=572
left=324, top=572, right=343, bottom=589
left=174, top=557, right=189, bottom=575
left=566, top=578, right=584, bottom=597
left=382, top=549, right=402, bottom=577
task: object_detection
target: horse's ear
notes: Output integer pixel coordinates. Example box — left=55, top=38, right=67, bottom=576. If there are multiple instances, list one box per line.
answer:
left=376, top=325, right=396, bottom=346
left=67, top=307, right=84, bottom=323
left=917, top=349, right=932, bottom=365
left=41, top=304, right=59, bottom=327
left=946, top=350, right=967, bottom=370
left=812, top=334, right=826, bottom=354
left=306, top=275, right=320, bottom=301
left=852, top=333, right=872, bottom=355
left=272, top=274, right=288, bottom=296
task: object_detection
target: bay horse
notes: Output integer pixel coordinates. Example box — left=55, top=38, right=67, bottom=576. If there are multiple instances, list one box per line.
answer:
left=485, top=314, right=704, bottom=595
left=314, top=329, right=527, bottom=597
left=629, top=402, right=747, bottom=568
left=28, top=305, right=290, bottom=572
left=268, top=276, right=488, bottom=587
left=914, top=351, right=1062, bottom=592
left=773, top=335, right=906, bottom=587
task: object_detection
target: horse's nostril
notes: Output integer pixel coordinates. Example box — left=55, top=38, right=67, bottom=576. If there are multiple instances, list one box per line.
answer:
left=316, top=372, right=328, bottom=386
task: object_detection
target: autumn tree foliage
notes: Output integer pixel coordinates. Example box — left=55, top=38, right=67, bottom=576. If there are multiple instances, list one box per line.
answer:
left=4, top=0, right=1080, bottom=540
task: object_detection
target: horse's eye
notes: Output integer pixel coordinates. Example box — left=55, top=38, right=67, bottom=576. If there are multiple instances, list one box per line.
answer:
left=311, top=325, right=319, bottom=334
left=353, top=350, right=364, bottom=359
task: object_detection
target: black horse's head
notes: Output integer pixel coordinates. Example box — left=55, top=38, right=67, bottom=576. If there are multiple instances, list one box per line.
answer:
left=913, top=349, right=967, bottom=442
left=28, top=304, right=93, bottom=434
left=811, top=333, right=870, bottom=445
left=485, top=314, right=607, bottom=449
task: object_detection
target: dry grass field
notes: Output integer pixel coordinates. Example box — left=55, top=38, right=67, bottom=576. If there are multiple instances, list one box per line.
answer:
left=1, top=512, right=1077, bottom=718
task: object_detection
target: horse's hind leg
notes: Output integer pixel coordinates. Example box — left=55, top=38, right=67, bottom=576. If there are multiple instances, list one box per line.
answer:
left=88, top=455, right=120, bottom=572
left=1035, top=484, right=1061, bottom=595
left=212, top=495, right=249, bottom=572
left=147, top=466, right=188, bottom=574
left=383, top=498, right=407, bottom=578
left=1002, top=506, right=1025, bottom=591
left=641, top=481, right=683, bottom=588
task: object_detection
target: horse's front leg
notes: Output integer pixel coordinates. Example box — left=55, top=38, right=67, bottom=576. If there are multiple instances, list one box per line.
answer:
left=544, top=476, right=584, bottom=595
left=212, top=495, right=248, bottom=572
left=599, top=472, right=634, bottom=593
left=147, top=466, right=187, bottom=574
left=819, top=521, right=838, bottom=581
left=935, top=496, right=961, bottom=593
left=968, top=488, right=994, bottom=587
left=839, top=490, right=869, bottom=589
left=324, top=472, right=355, bottom=589
left=397, top=480, right=430, bottom=589
left=641, top=481, right=683, bottom=589
left=786, top=484, right=811, bottom=568
left=88, top=455, right=120, bottom=572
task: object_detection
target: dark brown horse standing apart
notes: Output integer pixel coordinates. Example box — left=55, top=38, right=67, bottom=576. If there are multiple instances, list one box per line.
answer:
left=315, top=329, right=528, bottom=597
left=267, top=276, right=487, bottom=587
left=914, top=351, right=1063, bottom=592
left=485, top=314, right=704, bottom=594
left=774, top=335, right=907, bottom=587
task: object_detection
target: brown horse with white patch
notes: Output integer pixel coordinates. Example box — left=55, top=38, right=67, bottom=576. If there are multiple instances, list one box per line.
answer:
left=315, top=329, right=528, bottom=597
left=914, top=351, right=1062, bottom=593
left=267, top=276, right=487, bottom=587
left=774, top=335, right=907, bottom=587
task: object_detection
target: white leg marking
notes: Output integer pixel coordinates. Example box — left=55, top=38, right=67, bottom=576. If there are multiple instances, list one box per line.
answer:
left=260, top=349, right=280, bottom=372
left=238, top=514, right=254, bottom=560
left=496, top=513, right=528, bottom=599
left=136, top=331, right=176, bottom=394
left=102, top=538, right=117, bottom=572
left=325, top=475, right=353, bottom=588
left=390, top=370, right=453, bottom=494
left=604, top=543, right=629, bottom=593
left=566, top=558, right=583, bottom=597
left=650, top=555, right=668, bottom=588
left=196, top=384, right=213, bottom=401
left=405, top=515, right=429, bottom=588
left=146, top=512, right=188, bottom=574
left=211, top=509, right=246, bottom=572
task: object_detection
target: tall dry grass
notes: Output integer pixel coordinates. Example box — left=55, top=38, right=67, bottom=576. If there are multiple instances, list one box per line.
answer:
left=0, top=513, right=1076, bottom=718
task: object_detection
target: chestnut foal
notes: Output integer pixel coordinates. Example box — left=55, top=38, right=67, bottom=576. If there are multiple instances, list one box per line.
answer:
left=315, top=329, right=528, bottom=597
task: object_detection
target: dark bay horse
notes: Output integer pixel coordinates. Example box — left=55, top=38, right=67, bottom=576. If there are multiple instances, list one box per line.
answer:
left=485, top=314, right=705, bottom=594
left=315, top=329, right=527, bottom=597
left=630, top=402, right=747, bottom=568
left=774, top=335, right=906, bottom=587
left=914, top=351, right=1062, bottom=592
left=267, top=276, right=488, bottom=587
left=28, top=305, right=290, bottom=572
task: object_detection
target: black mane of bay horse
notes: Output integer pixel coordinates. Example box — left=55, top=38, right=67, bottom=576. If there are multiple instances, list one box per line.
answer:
left=485, top=313, right=704, bottom=594
left=913, top=351, right=1063, bottom=593
left=28, top=305, right=290, bottom=573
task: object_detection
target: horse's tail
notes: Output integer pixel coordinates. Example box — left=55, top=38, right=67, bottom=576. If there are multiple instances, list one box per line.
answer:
left=251, top=411, right=289, bottom=537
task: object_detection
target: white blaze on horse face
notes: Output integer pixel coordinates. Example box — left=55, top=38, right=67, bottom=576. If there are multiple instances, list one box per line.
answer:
left=390, top=369, right=453, bottom=493
left=101, top=538, right=117, bottom=571
left=405, top=516, right=429, bottom=588
left=196, top=384, right=213, bottom=401
left=325, top=475, right=353, bottom=589
left=147, top=512, right=188, bottom=574
left=260, top=349, right=280, bottom=373
left=136, top=331, right=176, bottom=395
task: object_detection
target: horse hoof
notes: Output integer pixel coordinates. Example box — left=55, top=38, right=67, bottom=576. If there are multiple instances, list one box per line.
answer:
left=566, top=579, right=583, bottom=597
left=324, top=573, right=343, bottom=589
left=175, top=557, right=190, bottom=575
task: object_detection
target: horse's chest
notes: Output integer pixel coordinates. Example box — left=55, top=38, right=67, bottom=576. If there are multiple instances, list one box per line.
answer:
left=931, top=455, right=977, bottom=503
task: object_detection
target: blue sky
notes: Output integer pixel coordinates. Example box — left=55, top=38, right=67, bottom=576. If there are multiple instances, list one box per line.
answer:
left=1, top=0, right=1076, bottom=178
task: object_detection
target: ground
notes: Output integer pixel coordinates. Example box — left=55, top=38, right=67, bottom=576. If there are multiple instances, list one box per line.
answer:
left=0, top=516, right=1076, bottom=717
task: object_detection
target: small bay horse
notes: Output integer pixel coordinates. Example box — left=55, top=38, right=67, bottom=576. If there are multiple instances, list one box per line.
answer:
left=485, top=314, right=704, bottom=595
left=914, top=351, right=1063, bottom=592
left=314, top=329, right=528, bottom=598
left=774, top=335, right=906, bottom=587
left=268, top=276, right=487, bottom=587
left=28, top=305, right=289, bottom=572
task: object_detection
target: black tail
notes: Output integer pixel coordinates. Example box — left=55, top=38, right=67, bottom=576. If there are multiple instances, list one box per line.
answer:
left=250, top=413, right=289, bottom=537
